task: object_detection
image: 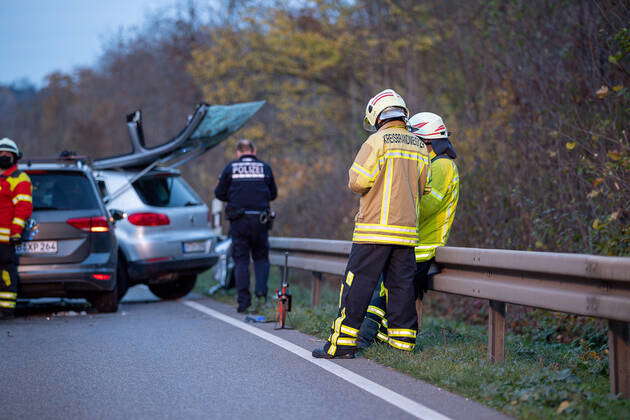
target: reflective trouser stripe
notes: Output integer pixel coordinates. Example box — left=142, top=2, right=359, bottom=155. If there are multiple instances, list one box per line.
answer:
left=336, top=337, right=357, bottom=346
left=0, top=300, right=16, bottom=308
left=388, top=328, right=417, bottom=338
left=389, top=337, right=415, bottom=351
left=328, top=308, right=348, bottom=356
left=340, top=325, right=359, bottom=337
left=367, top=305, right=386, bottom=318
left=376, top=332, right=389, bottom=342
left=0, top=291, right=17, bottom=299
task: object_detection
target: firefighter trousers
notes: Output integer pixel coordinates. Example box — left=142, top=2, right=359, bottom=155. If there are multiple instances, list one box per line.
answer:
left=357, top=258, right=435, bottom=347
left=0, top=243, right=18, bottom=315
left=323, top=243, right=417, bottom=356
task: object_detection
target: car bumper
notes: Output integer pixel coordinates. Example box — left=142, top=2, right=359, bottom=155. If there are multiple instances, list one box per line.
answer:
left=18, top=265, right=117, bottom=298
left=128, top=253, right=219, bottom=282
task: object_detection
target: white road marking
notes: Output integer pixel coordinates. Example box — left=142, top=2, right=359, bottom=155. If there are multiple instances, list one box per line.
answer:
left=184, top=300, right=451, bottom=420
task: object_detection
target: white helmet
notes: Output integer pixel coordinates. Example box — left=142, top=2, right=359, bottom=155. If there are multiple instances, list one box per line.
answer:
left=0, top=138, right=22, bottom=159
left=363, top=89, right=409, bottom=132
left=408, top=112, right=449, bottom=140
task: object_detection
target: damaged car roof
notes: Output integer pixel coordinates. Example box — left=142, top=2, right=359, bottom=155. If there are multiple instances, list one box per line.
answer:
left=93, top=100, right=265, bottom=170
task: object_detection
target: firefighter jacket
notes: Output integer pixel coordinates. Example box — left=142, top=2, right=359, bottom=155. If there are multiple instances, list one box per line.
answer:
left=349, top=122, right=429, bottom=247
left=215, top=154, right=277, bottom=211
left=415, top=150, right=459, bottom=261
left=0, top=165, right=33, bottom=243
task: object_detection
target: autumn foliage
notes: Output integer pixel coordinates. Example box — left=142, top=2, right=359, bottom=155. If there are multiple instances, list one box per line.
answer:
left=1, top=0, right=628, bottom=255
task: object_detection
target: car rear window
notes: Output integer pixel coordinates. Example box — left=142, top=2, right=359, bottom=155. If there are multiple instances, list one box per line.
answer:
left=29, top=171, right=100, bottom=211
left=132, top=174, right=202, bottom=207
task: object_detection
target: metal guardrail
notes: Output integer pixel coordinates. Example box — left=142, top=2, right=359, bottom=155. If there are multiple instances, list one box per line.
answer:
left=269, top=237, right=630, bottom=398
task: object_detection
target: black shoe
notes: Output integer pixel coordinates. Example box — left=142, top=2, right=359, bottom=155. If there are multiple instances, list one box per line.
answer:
left=237, top=305, right=250, bottom=313
left=312, top=347, right=356, bottom=359
left=0, top=311, right=15, bottom=320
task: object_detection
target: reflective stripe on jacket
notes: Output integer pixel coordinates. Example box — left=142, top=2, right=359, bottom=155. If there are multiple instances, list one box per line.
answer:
left=0, top=165, right=33, bottom=243
left=349, top=123, right=429, bottom=246
left=415, top=152, right=459, bottom=261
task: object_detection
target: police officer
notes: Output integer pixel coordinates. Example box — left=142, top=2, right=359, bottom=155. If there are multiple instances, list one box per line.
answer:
left=357, top=112, right=460, bottom=347
left=215, top=139, right=277, bottom=313
left=0, top=138, right=33, bottom=320
left=312, top=89, right=430, bottom=359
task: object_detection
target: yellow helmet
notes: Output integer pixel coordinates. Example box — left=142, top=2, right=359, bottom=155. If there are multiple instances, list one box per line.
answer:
left=363, top=89, right=409, bottom=132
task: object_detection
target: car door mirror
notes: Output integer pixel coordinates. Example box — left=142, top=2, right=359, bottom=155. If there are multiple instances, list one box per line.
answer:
left=109, top=208, right=125, bottom=222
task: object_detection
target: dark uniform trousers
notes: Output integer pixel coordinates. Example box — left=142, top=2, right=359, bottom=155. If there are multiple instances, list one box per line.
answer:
left=0, top=243, right=19, bottom=314
left=323, top=243, right=418, bottom=356
left=231, top=215, right=270, bottom=310
left=357, top=258, right=434, bottom=347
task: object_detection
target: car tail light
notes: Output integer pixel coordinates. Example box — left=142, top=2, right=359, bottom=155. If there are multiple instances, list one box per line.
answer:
left=128, top=212, right=170, bottom=226
left=67, top=216, right=110, bottom=232
left=92, top=274, right=111, bottom=280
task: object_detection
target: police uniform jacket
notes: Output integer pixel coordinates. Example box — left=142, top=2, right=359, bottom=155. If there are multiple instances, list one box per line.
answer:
left=215, top=154, right=277, bottom=211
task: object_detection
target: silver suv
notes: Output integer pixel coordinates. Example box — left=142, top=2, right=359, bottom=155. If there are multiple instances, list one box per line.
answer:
left=95, top=168, right=216, bottom=300
left=92, top=101, right=266, bottom=300
left=17, top=158, right=120, bottom=312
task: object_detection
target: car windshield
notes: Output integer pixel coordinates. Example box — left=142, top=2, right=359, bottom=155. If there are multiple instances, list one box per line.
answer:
left=29, top=171, right=100, bottom=211
left=132, top=173, right=202, bottom=207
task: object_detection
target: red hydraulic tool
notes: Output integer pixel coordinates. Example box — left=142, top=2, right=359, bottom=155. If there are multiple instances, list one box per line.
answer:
left=275, top=252, right=292, bottom=329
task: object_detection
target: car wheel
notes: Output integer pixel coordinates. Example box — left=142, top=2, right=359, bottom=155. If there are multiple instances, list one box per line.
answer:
left=117, top=254, right=129, bottom=302
left=90, top=287, right=119, bottom=313
left=148, top=274, right=196, bottom=300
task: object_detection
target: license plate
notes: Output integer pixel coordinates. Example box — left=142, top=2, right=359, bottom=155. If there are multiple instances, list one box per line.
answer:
left=183, top=240, right=206, bottom=253
left=16, top=240, right=58, bottom=255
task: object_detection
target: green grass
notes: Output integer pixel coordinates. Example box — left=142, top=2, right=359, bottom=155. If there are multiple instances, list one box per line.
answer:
left=195, top=268, right=630, bottom=419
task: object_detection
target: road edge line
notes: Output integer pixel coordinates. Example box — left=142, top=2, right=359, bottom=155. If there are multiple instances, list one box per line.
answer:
left=183, top=300, right=451, bottom=420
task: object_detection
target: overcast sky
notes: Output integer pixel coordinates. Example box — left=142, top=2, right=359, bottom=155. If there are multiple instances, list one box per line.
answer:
left=0, top=0, right=179, bottom=87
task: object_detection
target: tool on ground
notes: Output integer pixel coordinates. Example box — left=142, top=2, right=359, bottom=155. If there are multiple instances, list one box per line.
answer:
left=275, top=251, right=292, bottom=329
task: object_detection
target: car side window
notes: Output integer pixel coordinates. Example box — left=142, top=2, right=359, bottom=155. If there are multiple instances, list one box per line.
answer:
left=96, top=180, right=108, bottom=199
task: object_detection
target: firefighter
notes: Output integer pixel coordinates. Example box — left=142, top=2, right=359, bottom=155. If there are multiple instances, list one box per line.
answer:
left=312, top=89, right=430, bottom=359
left=215, top=139, right=277, bottom=313
left=0, top=138, right=33, bottom=320
left=357, top=112, right=460, bottom=347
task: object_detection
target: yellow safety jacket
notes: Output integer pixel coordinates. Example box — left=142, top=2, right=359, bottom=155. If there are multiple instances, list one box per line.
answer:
left=415, top=151, right=459, bottom=261
left=349, top=122, right=429, bottom=247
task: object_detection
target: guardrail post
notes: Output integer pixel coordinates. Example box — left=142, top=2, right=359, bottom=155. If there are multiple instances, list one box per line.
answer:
left=311, top=271, right=322, bottom=307
left=609, top=320, right=630, bottom=398
left=488, top=300, right=506, bottom=363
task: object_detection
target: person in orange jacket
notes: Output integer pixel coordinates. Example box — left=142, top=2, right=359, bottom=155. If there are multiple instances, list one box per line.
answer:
left=0, top=138, right=33, bottom=319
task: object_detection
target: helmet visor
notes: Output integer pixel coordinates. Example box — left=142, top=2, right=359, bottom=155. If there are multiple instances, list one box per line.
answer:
left=363, top=117, right=376, bottom=132
left=378, top=107, right=407, bottom=122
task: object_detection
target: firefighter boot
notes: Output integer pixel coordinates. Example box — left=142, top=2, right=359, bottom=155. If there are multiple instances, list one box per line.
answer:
left=312, top=347, right=356, bottom=359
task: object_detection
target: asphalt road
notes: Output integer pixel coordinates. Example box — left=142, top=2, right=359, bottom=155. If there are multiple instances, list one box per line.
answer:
left=1, top=286, right=510, bottom=420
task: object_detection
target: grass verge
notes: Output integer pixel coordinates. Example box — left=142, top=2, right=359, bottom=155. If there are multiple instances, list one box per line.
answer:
left=195, top=268, right=630, bottom=419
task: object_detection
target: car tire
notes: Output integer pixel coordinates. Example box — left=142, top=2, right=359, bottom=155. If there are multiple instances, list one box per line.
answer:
left=117, top=254, right=129, bottom=302
left=148, top=274, right=196, bottom=300
left=90, top=287, right=119, bottom=313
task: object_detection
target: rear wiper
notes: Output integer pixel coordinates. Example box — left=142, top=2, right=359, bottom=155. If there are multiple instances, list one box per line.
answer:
left=35, top=206, right=60, bottom=210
